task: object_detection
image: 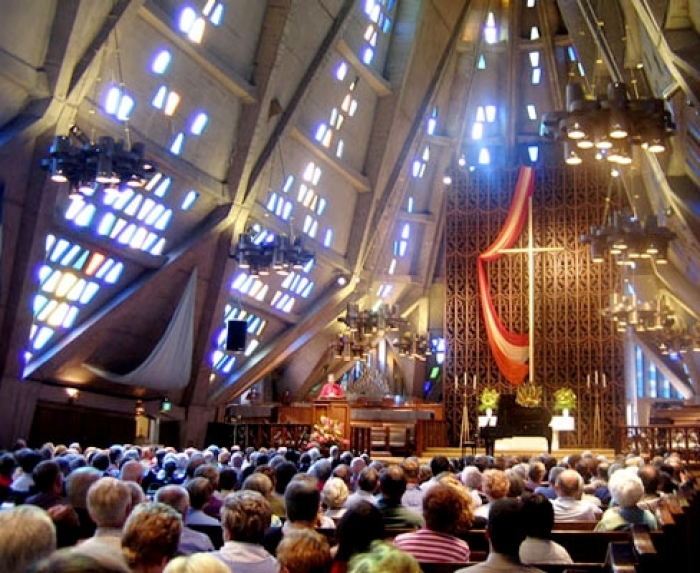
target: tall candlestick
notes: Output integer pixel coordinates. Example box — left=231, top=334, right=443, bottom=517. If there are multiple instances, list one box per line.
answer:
left=595, top=370, right=598, bottom=386
left=464, top=373, right=467, bottom=391
left=587, top=374, right=590, bottom=389
left=602, top=373, right=607, bottom=388
left=473, top=375, right=477, bottom=391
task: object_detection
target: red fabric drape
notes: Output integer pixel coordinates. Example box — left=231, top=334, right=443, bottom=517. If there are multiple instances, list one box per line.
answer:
left=477, top=167, right=534, bottom=385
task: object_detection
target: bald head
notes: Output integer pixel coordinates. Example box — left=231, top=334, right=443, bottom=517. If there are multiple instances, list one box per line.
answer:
left=555, top=469, right=583, bottom=498
left=154, top=485, right=190, bottom=516
left=120, top=460, right=143, bottom=484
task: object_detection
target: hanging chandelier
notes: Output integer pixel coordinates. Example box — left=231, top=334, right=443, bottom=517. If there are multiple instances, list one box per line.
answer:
left=331, top=331, right=373, bottom=362
left=230, top=229, right=315, bottom=278
left=42, top=125, right=156, bottom=195
left=541, top=81, right=675, bottom=165
left=337, top=303, right=406, bottom=335
left=600, top=292, right=675, bottom=333
left=581, top=211, right=676, bottom=266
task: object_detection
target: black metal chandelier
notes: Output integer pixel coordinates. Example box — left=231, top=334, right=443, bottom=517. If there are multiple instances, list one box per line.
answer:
left=42, top=125, right=156, bottom=195
left=581, top=211, right=676, bottom=265
left=230, top=230, right=315, bottom=277
left=541, top=82, right=675, bottom=165
left=337, top=303, right=406, bottom=335
left=600, top=292, right=675, bottom=333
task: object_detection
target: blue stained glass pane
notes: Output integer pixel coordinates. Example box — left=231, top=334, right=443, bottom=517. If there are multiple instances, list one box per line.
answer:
left=145, top=204, right=165, bottom=226
left=221, top=356, right=235, bottom=373
left=179, top=7, right=197, bottom=33
left=181, top=190, right=199, bottom=210
left=33, top=326, right=54, bottom=350
left=60, top=245, right=82, bottom=266
left=38, top=265, right=52, bottom=284
left=118, top=224, right=137, bottom=245
left=267, top=193, right=277, bottom=211
left=152, top=86, right=167, bottom=109
left=97, top=213, right=116, bottom=236
left=154, top=209, right=172, bottom=231
left=150, top=238, right=166, bottom=255
left=50, top=239, right=70, bottom=263
left=33, top=294, right=49, bottom=314
left=95, top=259, right=114, bottom=280
left=104, top=262, right=124, bottom=284
left=124, top=195, right=143, bottom=217
left=74, top=204, right=96, bottom=227
left=142, top=233, right=158, bottom=252
left=302, top=282, right=314, bottom=298
left=113, top=189, right=135, bottom=211
left=62, top=306, right=79, bottom=328
left=72, top=251, right=89, bottom=271
left=210, top=4, right=224, bottom=25
left=190, top=112, right=209, bottom=135
left=105, top=87, right=121, bottom=115
left=170, top=133, right=185, bottom=155
left=137, top=198, right=156, bottom=221
left=79, top=282, right=100, bottom=304
left=362, top=48, right=374, bottom=65
left=43, top=270, right=62, bottom=293
left=151, top=50, right=172, bottom=74
left=65, top=199, right=83, bottom=221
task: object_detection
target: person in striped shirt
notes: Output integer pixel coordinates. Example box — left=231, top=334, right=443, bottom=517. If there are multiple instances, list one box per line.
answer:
left=393, top=480, right=472, bottom=563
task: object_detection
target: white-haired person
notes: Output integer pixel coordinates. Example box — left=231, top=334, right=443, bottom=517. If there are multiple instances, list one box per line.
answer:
left=322, top=477, right=349, bottom=522
left=595, top=468, right=659, bottom=531
left=75, top=477, right=132, bottom=558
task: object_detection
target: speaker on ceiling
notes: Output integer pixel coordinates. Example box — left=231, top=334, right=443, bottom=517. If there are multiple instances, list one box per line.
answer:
left=225, top=320, right=247, bottom=352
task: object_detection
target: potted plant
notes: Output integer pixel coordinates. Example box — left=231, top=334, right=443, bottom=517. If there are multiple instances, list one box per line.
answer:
left=553, top=387, right=577, bottom=416
left=478, top=388, right=500, bottom=416
left=516, top=383, right=543, bottom=408
left=307, top=416, right=349, bottom=453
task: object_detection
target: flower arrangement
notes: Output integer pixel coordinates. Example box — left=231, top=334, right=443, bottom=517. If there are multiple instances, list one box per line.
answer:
left=516, top=383, right=542, bottom=408
left=478, top=388, right=500, bottom=412
left=553, top=387, right=577, bottom=412
left=307, top=416, right=349, bottom=449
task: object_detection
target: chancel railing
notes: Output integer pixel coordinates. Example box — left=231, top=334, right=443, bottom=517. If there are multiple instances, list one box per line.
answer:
left=227, top=423, right=312, bottom=451
left=616, top=425, right=700, bottom=464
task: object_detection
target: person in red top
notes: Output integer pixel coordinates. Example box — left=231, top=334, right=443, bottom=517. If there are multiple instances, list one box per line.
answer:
left=393, top=480, right=472, bottom=563
left=319, top=374, right=344, bottom=399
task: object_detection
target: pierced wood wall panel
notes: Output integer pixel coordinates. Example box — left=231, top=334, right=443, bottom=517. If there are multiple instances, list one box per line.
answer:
left=444, top=162, right=624, bottom=448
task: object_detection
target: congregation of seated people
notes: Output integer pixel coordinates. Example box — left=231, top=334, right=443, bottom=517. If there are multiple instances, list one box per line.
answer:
left=0, top=438, right=697, bottom=573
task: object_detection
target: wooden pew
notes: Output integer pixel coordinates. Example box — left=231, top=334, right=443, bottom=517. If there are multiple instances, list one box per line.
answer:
left=419, top=561, right=613, bottom=573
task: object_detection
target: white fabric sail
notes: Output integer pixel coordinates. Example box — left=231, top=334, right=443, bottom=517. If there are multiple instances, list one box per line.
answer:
left=84, top=269, right=197, bottom=390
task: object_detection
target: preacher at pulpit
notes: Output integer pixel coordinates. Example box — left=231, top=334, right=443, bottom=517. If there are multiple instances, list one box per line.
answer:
left=318, top=373, right=344, bottom=399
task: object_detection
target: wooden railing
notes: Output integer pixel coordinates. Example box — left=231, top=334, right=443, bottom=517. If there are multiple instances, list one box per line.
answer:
left=615, top=425, right=700, bottom=464
left=224, top=423, right=312, bottom=450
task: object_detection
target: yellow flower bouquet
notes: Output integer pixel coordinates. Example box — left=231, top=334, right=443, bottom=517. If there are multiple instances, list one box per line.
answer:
left=478, top=388, right=500, bottom=412
left=553, top=387, right=577, bottom=412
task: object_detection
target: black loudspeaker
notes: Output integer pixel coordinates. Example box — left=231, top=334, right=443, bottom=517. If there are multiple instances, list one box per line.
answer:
left=225, top=320, right=247, bottom=352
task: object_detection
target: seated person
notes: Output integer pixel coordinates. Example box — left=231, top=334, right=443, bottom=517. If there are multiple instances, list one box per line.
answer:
left=551, top=470, right=602, bottom=522
left=331, top=501, right=385, bottom=573
left=348, top=541, right=420, bottom=573
left=155, top=485, right=216, bottom=554
left=163, top=553, right=229, bottom=573
left=122, top=502, right=182, bottom=573
left=0, top=505, right=57, bottom=573
left=319, top=374, right=344, bottom=399
left=393, top=481, right=471, bottom=563
left=184, top=477, right=220, bottom=527
left=277, top=528, right=332, bottom=573
left=457, top=499, right=544, bottom=573
left=595, top=469, right=659, bottom=532
left=474, top=469, right=510, bottom=521
left=216, top=490, right=278, bottom=573
left=375, top=466, right=425, bottom=530
left=519, top=494, right=573, bottom=564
